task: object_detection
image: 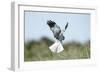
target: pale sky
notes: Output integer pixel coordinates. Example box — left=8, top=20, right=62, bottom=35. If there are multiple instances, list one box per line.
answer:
left=24, top=11, right=90, bottom=43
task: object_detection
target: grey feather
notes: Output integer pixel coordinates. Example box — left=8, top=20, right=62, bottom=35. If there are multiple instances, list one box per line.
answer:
left=65, top=22, right=68, bottom=30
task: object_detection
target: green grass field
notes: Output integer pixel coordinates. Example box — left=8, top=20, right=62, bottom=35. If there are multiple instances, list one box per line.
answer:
left=24, top=37, right=90, bottom=61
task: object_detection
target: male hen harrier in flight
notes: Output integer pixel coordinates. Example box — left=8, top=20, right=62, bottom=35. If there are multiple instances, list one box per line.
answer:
left=47, top=20, right=68, bottom=43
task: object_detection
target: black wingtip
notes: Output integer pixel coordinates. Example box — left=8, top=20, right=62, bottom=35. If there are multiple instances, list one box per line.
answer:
left=47, top=20, right=56, bottom=28
left=65, top=22, right=68, bottom=30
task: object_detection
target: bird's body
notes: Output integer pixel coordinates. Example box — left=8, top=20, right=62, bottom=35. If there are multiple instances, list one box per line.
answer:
left=50, top=25, right=61, bottom=39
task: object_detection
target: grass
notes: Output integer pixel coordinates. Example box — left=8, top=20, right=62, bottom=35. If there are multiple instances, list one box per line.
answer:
left=24, top=37, right=90, bottom=61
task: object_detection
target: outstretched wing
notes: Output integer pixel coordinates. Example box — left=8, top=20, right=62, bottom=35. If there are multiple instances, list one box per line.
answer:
left=47, top=20, right=61, bottom=39
left=47, top=20, right=56, bottom=28
left=58, top=22, right=68, bottom=42
left=65, top=22, right=68, bottom=30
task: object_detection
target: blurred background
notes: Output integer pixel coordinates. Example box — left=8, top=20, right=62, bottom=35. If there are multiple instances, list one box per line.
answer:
left=24, top=11, right=90, bottom=61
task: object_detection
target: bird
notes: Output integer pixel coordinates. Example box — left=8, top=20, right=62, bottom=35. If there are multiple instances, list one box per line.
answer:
left=47, top=20, right=68, bottom=43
